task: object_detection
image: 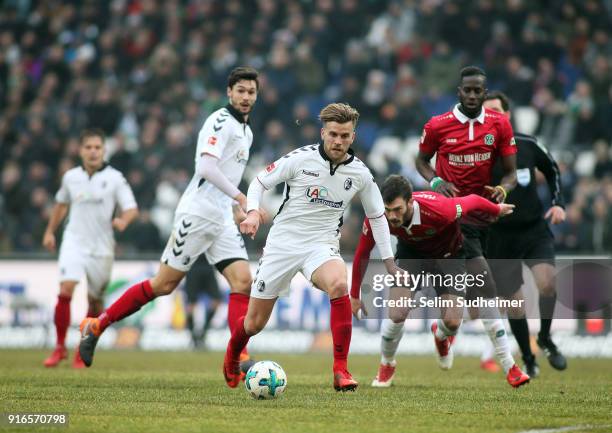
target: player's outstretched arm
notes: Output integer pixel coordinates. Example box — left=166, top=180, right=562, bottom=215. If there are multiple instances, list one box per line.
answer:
left=454, top=194, right=515, bottom=222
left=43, top=203, right=68, bottom=252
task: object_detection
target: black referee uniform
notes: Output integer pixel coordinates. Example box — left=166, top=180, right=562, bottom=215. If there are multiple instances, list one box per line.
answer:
left=487, top=132, right=564, bottom=296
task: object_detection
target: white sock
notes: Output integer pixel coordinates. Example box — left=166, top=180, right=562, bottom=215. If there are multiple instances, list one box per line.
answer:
left=435, top=319, right=460, bottom=340
left=480, top=339, right=496, bottom=362
left=380, top=318, right=404, bottom=364
left=482, top=318, right=515, bottom=373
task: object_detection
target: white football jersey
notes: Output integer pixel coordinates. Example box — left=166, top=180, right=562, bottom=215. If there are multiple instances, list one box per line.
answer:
left=175, top=104, right=253, bottom=222
left=256, top=144, right=385, bottom=247
left=56, top=164, right=137, bottom=256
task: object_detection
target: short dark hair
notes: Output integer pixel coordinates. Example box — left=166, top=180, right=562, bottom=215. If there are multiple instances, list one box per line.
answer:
left=485, top=90, right=511, bottom=112
left=227, top=66, right=259, bottom=89
left=79, top=128, right=105, bottom=144
left=381, top=175, right=413, bottom=203
left=460, top=65, right=487, bottom=81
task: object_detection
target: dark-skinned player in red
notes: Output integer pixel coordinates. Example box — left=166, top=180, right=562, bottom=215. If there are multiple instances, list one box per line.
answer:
left=414, top=66, right=528, bottom=386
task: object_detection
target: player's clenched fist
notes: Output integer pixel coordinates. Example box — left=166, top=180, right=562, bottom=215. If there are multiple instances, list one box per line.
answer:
left=240, top=210, right=260, bottom=239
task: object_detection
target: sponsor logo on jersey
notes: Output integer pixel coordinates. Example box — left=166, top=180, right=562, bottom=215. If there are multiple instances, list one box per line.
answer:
left=266, top=163, right=276, bottom=172
left=446, top=138, right=457, bottom=143
left=74, top=192, right=104, bottom=204
left=208, top=136, right=217, bottom=145
left=306, top=186, right=343, bottom=208
left=484, top=134, right=495, bottom=145
left=415, top=193, right=437, bottom=200
left=182, top=256, right=191, bottom=266
left=307, top=186, right=328, bottom=198
left=448, top=152, right=491, bottom=166
left=344, top=178, right=352, bottom=190
left=302, top=170, right=319, bottom=177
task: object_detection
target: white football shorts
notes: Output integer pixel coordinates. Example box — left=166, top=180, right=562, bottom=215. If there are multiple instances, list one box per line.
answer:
left=251, top=241, right=344, bottom=299
left=58, top=241, right=113, bottom=299
left=161, top=214, right=248, bottom=272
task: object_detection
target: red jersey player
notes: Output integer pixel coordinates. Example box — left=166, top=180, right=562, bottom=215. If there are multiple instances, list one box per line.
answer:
left=414, top=66, right=526, bottom=386
left=349, top=175, right=528, bottom=388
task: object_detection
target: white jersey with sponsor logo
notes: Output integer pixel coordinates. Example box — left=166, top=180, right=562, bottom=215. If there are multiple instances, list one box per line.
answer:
left=175, top=104, right=253, bottom=223
left=256, top=144, right=385, bottom=247
left=56, top=165, right=137, bottom=257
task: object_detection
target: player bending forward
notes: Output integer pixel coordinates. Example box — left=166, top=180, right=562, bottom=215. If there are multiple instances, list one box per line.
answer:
left=224, top=103, right=402, bottom=391
left=350, top=175, right=528, bottom=388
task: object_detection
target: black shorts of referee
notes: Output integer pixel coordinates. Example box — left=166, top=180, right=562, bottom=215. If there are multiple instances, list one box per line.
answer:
left=460, top=224, right=489, bottom=259
left=487, top=219, right=555, bottom=298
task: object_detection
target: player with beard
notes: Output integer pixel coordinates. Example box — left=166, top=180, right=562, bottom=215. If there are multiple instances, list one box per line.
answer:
left=224, top=103, right=403, bottom=392
left=79, top=67, right=260, bottom=369
left=349, top=175, right=528, bottom=388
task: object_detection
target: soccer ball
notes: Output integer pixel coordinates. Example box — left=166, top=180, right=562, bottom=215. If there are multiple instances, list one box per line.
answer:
left=244, top=360, right=287, bottom=400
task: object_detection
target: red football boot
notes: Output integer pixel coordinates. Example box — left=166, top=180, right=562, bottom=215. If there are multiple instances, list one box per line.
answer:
left=223, top=351, right=241, bottom=388
left=333, top=369, right=358, bottom=392
left=431, top=322, right=455, bottom=370
left=371, top=361, right=396, bottom=387
left=506, top=364, right=530, bottom=388
left=43, top=345, right=67, bottom=367
left=480, top=358, right=501, bottom=373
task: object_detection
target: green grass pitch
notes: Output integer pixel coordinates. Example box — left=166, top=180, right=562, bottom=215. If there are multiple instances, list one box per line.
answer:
left=1, top=350, right=611, bottom=433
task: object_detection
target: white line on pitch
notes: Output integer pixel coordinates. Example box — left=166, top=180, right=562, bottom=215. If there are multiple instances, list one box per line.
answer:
left=517, top=425, right=612, bottom=433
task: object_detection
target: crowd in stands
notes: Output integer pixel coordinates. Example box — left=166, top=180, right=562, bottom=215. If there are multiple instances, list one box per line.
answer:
left=0, top=0, right=611, bottom=255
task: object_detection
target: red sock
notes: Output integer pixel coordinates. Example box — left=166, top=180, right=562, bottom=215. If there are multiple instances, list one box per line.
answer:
left=228, top=293, right=250, bottom=356
left=98, top=280, right=155, bottom=332
left=330, top=295, right=352, bottom=371
left=228, top=293, right=249, bottom=334
left=54, top=294, right=71, bottom=347
left=227, top=315, right=251, bottom=361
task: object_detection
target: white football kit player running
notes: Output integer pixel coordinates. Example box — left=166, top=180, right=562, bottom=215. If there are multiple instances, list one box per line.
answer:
left=43, top=129, right=138, bottom=369
left=57, top=163, right=137, bottom=297
left=79, top=67, right=260, bottom=369
left=160, top=102, right=252, bottom=271
left=248, top=144, right=391, bottom=299
left=224, top=103, right=404, bottom=393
